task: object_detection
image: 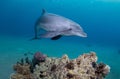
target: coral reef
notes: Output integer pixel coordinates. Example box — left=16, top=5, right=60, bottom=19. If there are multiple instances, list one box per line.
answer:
left=10, top=51, right=110, bottom=79
left=10, top=58, right=35, bottom=79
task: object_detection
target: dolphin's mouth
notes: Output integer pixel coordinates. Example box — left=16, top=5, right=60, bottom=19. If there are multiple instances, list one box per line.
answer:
left=76, top=32, right=87, bottom=37
left=80, top=34, right=87, bottom=37
left=82, top=33, right=87, bottom=37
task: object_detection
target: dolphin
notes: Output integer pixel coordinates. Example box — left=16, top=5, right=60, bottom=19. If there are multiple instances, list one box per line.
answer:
left=34, top=9, right=87, bottom=40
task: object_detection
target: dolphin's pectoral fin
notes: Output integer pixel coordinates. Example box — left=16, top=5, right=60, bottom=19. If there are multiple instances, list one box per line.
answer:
left=40, top=31, right=61, bottom=38
left=51, top=35, right=62, bottom=40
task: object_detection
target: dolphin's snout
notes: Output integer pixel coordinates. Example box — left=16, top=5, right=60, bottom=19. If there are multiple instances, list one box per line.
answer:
left=76, top=32, right=87, bottom=37
left=82, top=32, right=87, bottom=37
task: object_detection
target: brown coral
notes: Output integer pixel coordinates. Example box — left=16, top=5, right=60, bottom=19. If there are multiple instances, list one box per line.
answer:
left=10, top=60, right=35, bottom=79
left=11, top=63, right=35, bottom=79
left=51, top=64, right=57, bottom=71
left=65, top=62, right=74, bottom=70
left=95, top=63, right=110, bottom=79
left=32, top=52, right=110, bottom=79
left=13, top=63, right=31, bottom=75
left=10, top=52, right=110, bottom=79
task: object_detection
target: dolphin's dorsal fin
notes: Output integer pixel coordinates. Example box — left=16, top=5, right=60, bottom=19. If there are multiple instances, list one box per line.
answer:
left=42, top=9, right=46, bottom=15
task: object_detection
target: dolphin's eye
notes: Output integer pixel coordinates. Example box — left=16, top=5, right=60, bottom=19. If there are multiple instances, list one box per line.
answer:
left=69, top=28, right=72, bottom=30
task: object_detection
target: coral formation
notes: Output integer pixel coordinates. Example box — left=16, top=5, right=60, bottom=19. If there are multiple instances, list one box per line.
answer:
left=32, top=52, right=46, bottom=67
left=10, top=58, right=35, bottom=79
left=10, top=51, right=110, bottom=79
left=10, top=51, right=47, bottom=79
left=34, top=52, right=46, bottom=62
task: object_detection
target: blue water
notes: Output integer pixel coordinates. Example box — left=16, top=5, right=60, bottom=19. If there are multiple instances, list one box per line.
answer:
left=0, top=0, right=120, bottom=79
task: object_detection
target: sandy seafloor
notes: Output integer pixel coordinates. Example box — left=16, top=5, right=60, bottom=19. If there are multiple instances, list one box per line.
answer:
left=0, top=35, right=120, bottom=79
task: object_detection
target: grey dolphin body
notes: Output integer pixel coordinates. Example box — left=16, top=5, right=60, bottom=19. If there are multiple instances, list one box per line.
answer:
left=34, top=9, right=87, bottom=40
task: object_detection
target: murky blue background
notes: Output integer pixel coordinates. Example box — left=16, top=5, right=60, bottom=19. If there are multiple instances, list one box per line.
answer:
left=0, top=0, right=120, bottom=79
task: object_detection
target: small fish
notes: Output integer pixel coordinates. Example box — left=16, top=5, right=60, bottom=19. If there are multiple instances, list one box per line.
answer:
left=33, top=9, right=87, bottom=40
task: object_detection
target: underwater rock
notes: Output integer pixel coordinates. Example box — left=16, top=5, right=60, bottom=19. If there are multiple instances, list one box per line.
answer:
left=10, top=51, right=110, bottom=79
